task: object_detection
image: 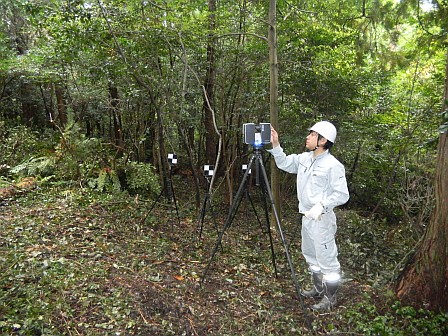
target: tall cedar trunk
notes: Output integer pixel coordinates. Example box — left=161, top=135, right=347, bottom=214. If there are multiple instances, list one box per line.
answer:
left=395, top=49, right=448, bottom=312
left=203, top=0, right=218, bottom=164
left=268, top=0, right=281, bottom=220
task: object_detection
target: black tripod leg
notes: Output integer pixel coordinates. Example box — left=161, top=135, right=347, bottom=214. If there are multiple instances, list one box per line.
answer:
left=141, top=185, right=167, bottom=225
left=168, top=178, right=181, bottom=228
left=201, top=154, right=256, bottom=283
left=207, top=198, right=220, bottom=237
left=226, top=182, right=251, bottom=232
left=258, top=157, right=304, bottom=301
left=246, top=191, right=264, bottom=231
left=196, top=193, right=209, bottom=238
left=260, top=176, right=278, bottom=278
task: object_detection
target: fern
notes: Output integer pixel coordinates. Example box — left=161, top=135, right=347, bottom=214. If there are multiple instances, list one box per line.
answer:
left=95, top=168, right=122, bottom=193
left=109, top=169, right=121, bottom=192
left=96, top=169, right=109, bottom=192
left=11, top=156, right=55, bottom=176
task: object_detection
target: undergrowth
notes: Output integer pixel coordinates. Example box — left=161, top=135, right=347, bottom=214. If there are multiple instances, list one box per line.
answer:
left=0, top=185, right=447, bottom=335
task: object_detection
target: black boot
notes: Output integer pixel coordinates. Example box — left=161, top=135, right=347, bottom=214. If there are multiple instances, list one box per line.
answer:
left=301, top=271, right=324, bottom=299
left=311, top=280, right=339, bottom=311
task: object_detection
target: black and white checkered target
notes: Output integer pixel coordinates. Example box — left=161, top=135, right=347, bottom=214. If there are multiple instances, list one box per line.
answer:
left=242, top=164, right=251, bottom=174
left=203, top=165, right=214, bottom=176
left=168, top=153, right=178, bottom=165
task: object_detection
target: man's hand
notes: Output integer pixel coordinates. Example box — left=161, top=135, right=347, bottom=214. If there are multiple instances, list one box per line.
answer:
left=271, top=127, right=280, bottom=148
left=304, top=203, right=324, bottom=221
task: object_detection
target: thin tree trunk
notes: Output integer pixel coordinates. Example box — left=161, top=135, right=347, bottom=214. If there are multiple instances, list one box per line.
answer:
left=19, top=80, right=35, bottom=126
left=109, top=84, right=123, bottom=152
left=55, top=83, right=67, bottom=127
left=268, top=0, right=281, bottom=220
left=203, top=0, right=218, bottom=164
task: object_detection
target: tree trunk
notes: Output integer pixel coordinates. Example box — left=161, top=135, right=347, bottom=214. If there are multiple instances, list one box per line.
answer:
left=108, top=83, right=123, bottom=154
left=19, top=80, right=35, bottom=126
left=55, top=83, right=67, bottom=127
left=203, top=0, right=218, bottom=164
left=155, top=106, right=170, bottom=201
left=268, top=0, right=281, bottom=220
left=395, top=49, right=448, bottom=312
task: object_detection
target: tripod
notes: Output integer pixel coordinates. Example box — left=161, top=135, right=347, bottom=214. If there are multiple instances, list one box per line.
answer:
left=201, top=146, right=304, bottom=302
left=143, top=163, right=181, bottom=228
left=240, top=166, right=271, bottom=233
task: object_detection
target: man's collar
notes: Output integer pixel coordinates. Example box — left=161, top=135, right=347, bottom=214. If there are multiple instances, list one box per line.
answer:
left=312, top=149, right=329, bottom=158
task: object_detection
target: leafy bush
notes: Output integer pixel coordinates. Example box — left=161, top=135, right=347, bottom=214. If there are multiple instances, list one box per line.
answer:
left=0, top=123, right=42, bottom=167
left=337, top=211, right=413, bottom=285
left=53, top=123, right=106, bottom=181
left=122, top=161, right=160, bottom=197
left=6, top=123, right=161, bottom=197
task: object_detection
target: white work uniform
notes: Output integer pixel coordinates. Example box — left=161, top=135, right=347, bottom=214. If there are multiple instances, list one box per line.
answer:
left=268, top=146, right=349, bottom=277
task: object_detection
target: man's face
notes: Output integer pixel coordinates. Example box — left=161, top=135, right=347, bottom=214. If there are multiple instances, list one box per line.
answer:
left=306, top=131, right=327, bottom=151
left=305, top=131, right=319, bottom=151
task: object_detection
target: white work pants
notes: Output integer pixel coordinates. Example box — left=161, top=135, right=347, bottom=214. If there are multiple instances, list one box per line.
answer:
left=301, top=211, right=340, bottom=276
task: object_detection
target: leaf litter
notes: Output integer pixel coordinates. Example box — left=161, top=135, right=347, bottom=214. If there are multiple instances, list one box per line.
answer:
left=0, top=182, right=417, bottom=335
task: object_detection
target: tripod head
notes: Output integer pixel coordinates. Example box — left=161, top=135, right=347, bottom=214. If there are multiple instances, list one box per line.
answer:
left=251, top=143, right=265, bottom=154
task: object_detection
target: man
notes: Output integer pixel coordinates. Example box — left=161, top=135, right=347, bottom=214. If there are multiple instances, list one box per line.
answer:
left=268, top=121, right=349, bottom=311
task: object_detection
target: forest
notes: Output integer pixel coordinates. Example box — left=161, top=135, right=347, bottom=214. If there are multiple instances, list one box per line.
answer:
left=0, top=0, right=447, bottom=335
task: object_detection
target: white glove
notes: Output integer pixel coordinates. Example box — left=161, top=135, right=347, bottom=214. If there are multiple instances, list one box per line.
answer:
left=304, top=203, right=324, bottom=221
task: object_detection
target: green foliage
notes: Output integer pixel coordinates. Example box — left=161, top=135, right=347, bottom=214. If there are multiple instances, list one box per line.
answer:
left=5, top=123, right=161, bottom=197
left=87, top=162, right=161, bottom=197
left=440, top=107, right=448, bottom=134
left=10, top=156, right=56, bottom=177
left=0, top=0, right=447, bottom=332
left=0, top=123, right=42, bottom=167
left=338, top=211, right=413, bottom=285
left=6, top=123, right=102, bottom=182
left=91, top=167, right=122, bottom=193
left=53, top=123, right=106, bottom=181
left=123, top=161, right=161, bottom=197
left=342, top=297, right=448, bottom=335
left=1, top=0, right=443, bottom=229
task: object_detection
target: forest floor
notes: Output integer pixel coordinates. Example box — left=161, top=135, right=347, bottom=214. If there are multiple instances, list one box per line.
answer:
left=1, top=176, right=447, bottom=335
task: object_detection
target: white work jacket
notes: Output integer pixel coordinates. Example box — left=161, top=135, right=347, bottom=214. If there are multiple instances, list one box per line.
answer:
left=268, top=146, right=349, bottom=214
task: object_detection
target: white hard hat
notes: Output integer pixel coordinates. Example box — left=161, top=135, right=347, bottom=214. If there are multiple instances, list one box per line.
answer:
left=309, top=121, right=337, bottom=143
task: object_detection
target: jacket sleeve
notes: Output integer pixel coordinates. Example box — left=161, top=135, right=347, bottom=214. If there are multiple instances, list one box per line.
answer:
left=322, top=162, right=349, bottom=211
left=267, top=146, right=300, bottom=174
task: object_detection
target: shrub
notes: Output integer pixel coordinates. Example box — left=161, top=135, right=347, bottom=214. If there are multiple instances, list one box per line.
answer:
left=0, top=123, right=41, bottom=167
left=122, top=161, right=160, bottom=197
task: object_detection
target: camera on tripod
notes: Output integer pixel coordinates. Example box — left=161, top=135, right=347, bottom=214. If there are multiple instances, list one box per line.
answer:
left=243, top=123, right=271, bottom=147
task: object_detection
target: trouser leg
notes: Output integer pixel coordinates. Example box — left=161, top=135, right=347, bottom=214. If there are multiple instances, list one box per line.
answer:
left=301, top=214, right=341, bottom=310
left=301, top=213, right=340, bottom=273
